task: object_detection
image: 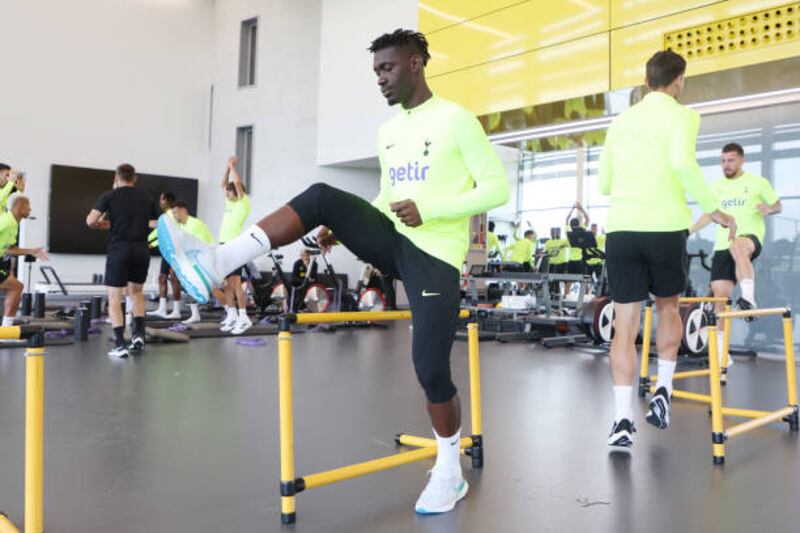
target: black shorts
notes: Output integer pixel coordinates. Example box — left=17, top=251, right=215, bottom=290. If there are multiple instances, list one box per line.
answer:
left=0, top=257, right=12, bottom=283
left=289, top=183, right=461, bottom=404
left=105, top=242, right=150, bottom=288
left=550, top=263, right=567, bottom=274
left=606, top=230, right=688, bottom=303
left=159, top=257, right=171, bottom=276
left=568, top=260, right=585, bottom=275
left=711, top=235, right=762, bottom=282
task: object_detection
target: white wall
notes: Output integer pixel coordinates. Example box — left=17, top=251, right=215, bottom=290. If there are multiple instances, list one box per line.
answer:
left=207, top=0, right=380, bottom=284
left=316, top=0, right=418, bottom=166
left=0, top=0, right=214, bottom=287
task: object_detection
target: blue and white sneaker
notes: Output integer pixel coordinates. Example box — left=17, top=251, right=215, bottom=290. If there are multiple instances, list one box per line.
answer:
left=414, top=466, right=468, bottom=514
left=157, top=215, right=222, bottom=304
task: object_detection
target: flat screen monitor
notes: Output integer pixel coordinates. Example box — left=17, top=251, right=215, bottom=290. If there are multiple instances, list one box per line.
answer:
left=48, top=164, right=198, bottom=255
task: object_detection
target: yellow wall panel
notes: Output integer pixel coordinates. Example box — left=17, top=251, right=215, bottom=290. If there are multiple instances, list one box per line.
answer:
left=429, top=33, right=610, bottom=116
left=420, top=0, right=526, bottom=34
left=611, top=0, right=720, bottom=28
left=611, top=0, right=800, bottom=89
left=426, top=0, right=610, bottom=77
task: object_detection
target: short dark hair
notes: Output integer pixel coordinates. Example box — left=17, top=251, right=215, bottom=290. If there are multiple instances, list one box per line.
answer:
left=646, top=50, right=686, bottom=89
left=0, top=163, right=10, bottom=172
left=368, top=29, right=431, bottom=66
left=569, top=217, right=580, bottom=228
left=116, top=163, right=136, bottom=183
left=488, top=221, right=496, bottom=232
left=524, top=230, right=534, bottom=238
left=722, top=143, right=744, bottom=156
left=161, top=191, right=176, bottom=203
left=173, top=200, right=188, bottom=210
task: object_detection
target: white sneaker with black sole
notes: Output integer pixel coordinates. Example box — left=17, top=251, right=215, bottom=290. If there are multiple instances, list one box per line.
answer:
left=608, top=418, right=636, bottom=449
left=646, top=387, right=671, bottom=429
left=414, top=466, right=468, bottom=515
left=108, top=344, right=129, bottom=358
left=128, top=335, right=145, bottom=353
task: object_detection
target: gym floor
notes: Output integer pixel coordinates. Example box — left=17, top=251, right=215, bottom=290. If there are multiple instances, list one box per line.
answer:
left=0, top=324, right=798, bottom=533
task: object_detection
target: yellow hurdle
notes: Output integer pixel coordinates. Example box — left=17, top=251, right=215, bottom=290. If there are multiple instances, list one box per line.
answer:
left=294, top=309, right=470, bottom=325
left=639, top=299, right=731, bottom=397
left=276, top=310, right=483, bottom=525
left=707, top=308, right=799, bottom=465
left=0, top=327, right=45, bottom=533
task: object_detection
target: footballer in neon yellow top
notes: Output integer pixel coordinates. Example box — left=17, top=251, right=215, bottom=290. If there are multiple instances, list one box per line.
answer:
left=171, top=200, right=215, bottom=325
left=218, top=155, right=253, bottom=335
left=598, top=50, right=736, bottom=450
left=0, top=196, right=49, bottom=327
left=690, top=142, right=781, bottom=328
left=154, top=29, right=508, bottom=516
left=147, top=191, right=182, bottom=319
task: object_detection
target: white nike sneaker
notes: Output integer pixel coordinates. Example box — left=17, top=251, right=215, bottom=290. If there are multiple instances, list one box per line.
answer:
left=232, top=314, right=253, bottom=335
left=147, top=307, right=167, bottom=318
left=157, top=214, right=222, bottom=304
left=414, top=466, right=468, bottom=515
left=165, top=307, right=182, bottom=320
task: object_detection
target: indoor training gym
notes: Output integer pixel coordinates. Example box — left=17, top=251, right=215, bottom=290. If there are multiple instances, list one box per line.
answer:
left=2, top=1, right=800, bottom=532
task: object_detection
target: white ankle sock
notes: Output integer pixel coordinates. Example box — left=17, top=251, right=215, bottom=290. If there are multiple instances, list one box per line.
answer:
left=225, top=307, right=237, bottom=321
left=655, top=359, right=676, bottom=395
left=238, top=307, right=248, bottom=319
left=157, top=297, right=167, bottom=311
left=2, top=316, right=15, bottom=327
left=613, top=386, right=633, bottom=422
left=172, top=301, right=181, bottom=313
left=740, top=279, right=755, bottom=304
left=216, top=225, right=270, bottom=277
left=189, top=303, right=200, bottom=320
left=433, top=428, right=462, bottom=474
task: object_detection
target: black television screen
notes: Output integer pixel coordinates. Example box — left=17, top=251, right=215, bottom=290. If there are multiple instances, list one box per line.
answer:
left=48, top=164, right=199, bottom=255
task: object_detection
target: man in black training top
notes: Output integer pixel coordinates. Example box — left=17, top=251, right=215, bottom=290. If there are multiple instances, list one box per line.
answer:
left=86, top=163, right=160, bottom=358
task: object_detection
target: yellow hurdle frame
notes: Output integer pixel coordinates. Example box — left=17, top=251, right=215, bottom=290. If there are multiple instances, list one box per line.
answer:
left=638, top=297, right=732, bottom=398
left=0, top=326, right=46, bottom=533
left=707, top=307, right=798, bottom=464
left=277, top=310, right=482, bottom=525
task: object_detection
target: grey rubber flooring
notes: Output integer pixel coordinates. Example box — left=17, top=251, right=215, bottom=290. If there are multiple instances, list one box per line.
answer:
left=0, top=323, right=798, bottom=532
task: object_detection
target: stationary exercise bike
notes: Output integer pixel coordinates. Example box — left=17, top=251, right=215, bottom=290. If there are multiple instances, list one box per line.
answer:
left=580, top=249, right=714, bottom=354
left=299, top=236, right=388, bottom=313
left=268, top=237, right=388, bottom=314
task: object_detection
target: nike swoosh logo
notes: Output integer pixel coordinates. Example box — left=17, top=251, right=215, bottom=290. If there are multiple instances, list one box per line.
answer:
left=386, top=143, right=396, bottom=149
left=250, top=232, right=264, bottom=246
left=422, top=290, right=441, bottom=297
left=450, top=439, right=459, bottom=446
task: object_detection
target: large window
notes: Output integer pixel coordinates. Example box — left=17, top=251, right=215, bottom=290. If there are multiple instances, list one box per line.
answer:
left=236, top=125, right=254, bottom=193
left=513, top=100, right=800, bottom=353
left=238, top=17, right=258, bottom=87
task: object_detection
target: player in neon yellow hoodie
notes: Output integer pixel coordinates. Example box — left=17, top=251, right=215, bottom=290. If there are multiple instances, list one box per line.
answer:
left=599, top=50, right=735, bottom=448
left=157, top=29, right=509, bottom=517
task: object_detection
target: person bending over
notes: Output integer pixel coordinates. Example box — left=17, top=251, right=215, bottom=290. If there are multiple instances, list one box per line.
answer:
left=159, top=29, right=508, bottom=514
left=690, top=142, right=781, bottom=365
